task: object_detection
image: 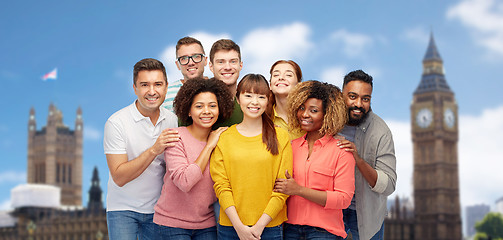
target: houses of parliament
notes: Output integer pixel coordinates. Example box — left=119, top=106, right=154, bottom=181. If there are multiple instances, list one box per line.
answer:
left=0, top=34, right=462, bottom=240
left=0, top=104, right=108, bottom=240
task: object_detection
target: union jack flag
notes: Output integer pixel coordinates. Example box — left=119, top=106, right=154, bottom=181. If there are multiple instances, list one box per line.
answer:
left=42, top=68, right=57, bottom=81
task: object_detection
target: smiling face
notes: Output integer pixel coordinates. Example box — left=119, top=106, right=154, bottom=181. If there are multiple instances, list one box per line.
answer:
left=209, top=50, right=242, bottom=88
left=270, top=63, right=299, bottom=97
left=342, top=80, right=372, bottom=126
left=176, top=43, right=207, bottom=81
left=237, top=91, right=268, bottom=120
left=297, top=98, right=324, bottom=133
left=133, top=70, right=167, bottom=116
left=189, top=92, right=219, bottom=129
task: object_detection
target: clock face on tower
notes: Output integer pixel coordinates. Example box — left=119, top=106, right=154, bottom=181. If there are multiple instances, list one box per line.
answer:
left=416, top=108, right=433, bottom=128
left=444, top=108, right=455, bottom=129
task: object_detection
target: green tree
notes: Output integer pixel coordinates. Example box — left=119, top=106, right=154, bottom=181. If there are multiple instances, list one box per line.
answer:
left=474, top=212, right=503, bottom=240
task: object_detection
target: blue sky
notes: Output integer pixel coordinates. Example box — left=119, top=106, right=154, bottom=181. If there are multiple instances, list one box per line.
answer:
left=1, top=0, right=502, bottom=227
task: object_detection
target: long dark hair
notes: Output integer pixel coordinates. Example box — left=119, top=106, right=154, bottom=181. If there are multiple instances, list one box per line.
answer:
left=236, top=74, right=279, bottom=155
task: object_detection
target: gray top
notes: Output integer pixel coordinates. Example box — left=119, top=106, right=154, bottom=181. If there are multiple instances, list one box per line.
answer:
left=339, top=125, right=358, bottom=210
left=352, top=111, right=397, bottom=240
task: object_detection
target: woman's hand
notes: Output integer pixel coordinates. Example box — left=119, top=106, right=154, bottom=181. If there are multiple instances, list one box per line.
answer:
left=250, top=213, right=272, bottom=239
left=274, top=170, right=302, bottom=195
left=249, top=225, right=264, bottom=240
left=206, top=127, right=228, bottom=149
left=234, top=224, right=259, bottom=240
left=224, top=206, right=260, bottom=240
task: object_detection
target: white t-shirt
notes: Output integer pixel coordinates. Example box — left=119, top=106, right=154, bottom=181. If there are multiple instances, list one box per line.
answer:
left=103, top=101, right=178, bottom=213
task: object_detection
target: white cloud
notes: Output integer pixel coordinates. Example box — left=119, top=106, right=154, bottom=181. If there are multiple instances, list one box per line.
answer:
left=329, top=29, right=373, bottom=58
left=458, top=105, right=503, bottom=206
left=387, top=104, right=503, bottom=209
left=0, top=171, right=26, bottom=184
left=319, top=66, right=347, bottom=87
left=84, top=125, right=101, bottom=141
left=0, top=199, right=11, bottom=211
left=240, top=22, right=313, bottom=77
left=363, top=67, right=382, bottom=83
left=159, top=32, right=230, bottom=82
left=447, top=0, right=503, bottom=56
left=319, top=67, right=383, bottom=89
left=401, top=26, right=430, bottom=44
left=387, top=120, right=414, bottom=200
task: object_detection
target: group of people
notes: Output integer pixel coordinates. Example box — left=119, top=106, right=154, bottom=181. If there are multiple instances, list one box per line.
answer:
left=103, top=36, right=397, bottom=240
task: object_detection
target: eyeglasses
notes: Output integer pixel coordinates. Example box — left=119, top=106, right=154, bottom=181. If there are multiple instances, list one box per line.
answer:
left=177, top=54, right=205, bottom=65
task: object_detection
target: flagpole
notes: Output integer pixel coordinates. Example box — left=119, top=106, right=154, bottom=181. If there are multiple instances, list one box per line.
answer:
left=41, top=68, right=58, bottom=107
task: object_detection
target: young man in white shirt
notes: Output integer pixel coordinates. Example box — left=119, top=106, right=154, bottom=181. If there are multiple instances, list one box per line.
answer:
left=104, top=58, right=179, bottom=240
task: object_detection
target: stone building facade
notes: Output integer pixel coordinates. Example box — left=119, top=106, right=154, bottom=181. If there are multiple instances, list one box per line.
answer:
left=27, top=104, right=83, bottom=206
left=0, top=105, right=107, bottom=240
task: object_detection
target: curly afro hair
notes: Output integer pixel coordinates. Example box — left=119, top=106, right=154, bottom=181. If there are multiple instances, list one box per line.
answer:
left=173, top=77, right=234, bottom=125
left=287, top=80, right=347, bottom=136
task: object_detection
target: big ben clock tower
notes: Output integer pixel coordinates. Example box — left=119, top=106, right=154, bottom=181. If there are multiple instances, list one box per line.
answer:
left=411, top=33, right=462, bottom=239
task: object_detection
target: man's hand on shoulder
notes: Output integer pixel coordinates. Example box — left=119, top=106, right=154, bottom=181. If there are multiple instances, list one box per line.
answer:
left=337, top=139, right=362, bottom=162
left=338, top=139, right=378, bottom=187
left=150, top=128, right=180, bottom=155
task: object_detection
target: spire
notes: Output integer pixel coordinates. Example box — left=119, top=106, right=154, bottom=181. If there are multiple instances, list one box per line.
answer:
left=414, top=32, right=452, bottom=94
left=88, top=166, right=103, bottom=211
left=75, top=106, right=83, bottom=132
left=92, top=167, right=100, bottom=185
left=423, top=32, right=442, bottom=63
left=28, top=107, right=36, bottom=132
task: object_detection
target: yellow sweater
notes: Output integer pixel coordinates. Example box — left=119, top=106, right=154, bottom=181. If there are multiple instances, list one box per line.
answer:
left=210, top=125, right=293, bottom=227
left=272, top=107, right=305, bottom=140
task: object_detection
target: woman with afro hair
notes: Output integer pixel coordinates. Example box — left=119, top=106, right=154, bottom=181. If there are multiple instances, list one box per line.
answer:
left=153, top=77, right=234, bottom=240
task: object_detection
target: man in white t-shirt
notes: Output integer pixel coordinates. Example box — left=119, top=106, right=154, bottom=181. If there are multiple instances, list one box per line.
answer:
left=161, top=36, right=208, bottom=113
left=104, top=58, right=179, bottom=240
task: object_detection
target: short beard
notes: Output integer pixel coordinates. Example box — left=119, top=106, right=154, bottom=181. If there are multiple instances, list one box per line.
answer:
left=347, top=106, right=369, bottom=126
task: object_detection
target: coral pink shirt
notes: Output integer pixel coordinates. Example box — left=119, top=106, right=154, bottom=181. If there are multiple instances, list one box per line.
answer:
left=286, top=134, right=355, bottom=238
left=154, top=127, right=217, bottom=229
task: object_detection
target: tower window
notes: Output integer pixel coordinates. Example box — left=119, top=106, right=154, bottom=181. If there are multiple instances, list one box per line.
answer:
left=69, top=165, right=72, bottom=184
left=56, top=163, right=60, bottom=183
left=62, top=164, right=66, bottom=183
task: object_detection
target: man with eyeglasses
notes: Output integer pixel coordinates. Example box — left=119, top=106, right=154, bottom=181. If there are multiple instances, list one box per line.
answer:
left=161, top=36, right=208, bottom=113
left=209, top=39, right=244, bottom=128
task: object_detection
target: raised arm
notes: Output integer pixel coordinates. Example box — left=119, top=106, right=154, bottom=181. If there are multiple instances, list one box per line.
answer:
left=337, top=129, right=396, bottom=196
left=193, top=127, right=227, bottom=172
left=372, top=131, right=397, bottom=196
left=106, top=124, right=180, bottom=187
left=167, top=127, right=227, bottom=192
